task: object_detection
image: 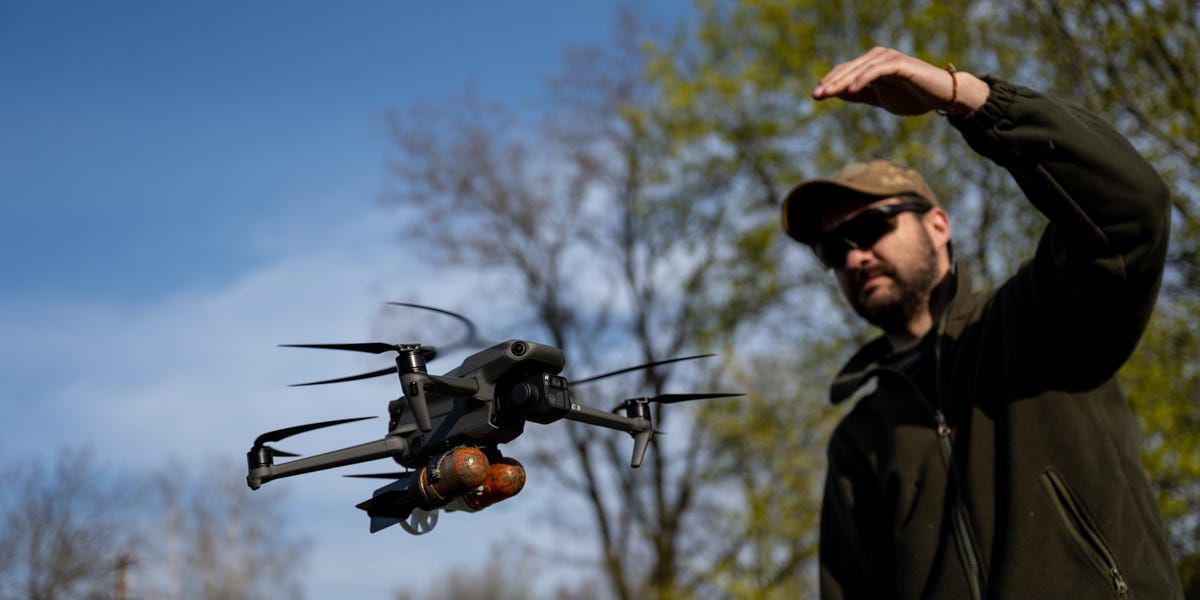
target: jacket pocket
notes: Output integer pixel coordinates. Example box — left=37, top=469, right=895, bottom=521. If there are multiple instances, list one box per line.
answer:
left=1039, top=468, right=1130, bottom=599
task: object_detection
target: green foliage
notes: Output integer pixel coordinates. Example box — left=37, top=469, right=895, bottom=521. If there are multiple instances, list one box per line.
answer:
left=382, top=2, right=1198, bottom=595
left=1122, top=302, right=1200, bottom=588
left=696, top=345, right=848, bottom=598
left=646, top=0, right=1200, bottom=593
left=1007, top=0, right=1200, bottom=300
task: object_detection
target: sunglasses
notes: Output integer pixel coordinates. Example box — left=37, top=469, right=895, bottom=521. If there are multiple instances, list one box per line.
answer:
left=813, top=200, right=933, bottom=268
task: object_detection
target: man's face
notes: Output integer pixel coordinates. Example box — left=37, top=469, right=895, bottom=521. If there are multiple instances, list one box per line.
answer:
left=816, top=196, right=950, bottom=333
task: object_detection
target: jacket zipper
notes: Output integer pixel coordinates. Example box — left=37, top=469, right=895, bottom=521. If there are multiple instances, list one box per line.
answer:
left=873, top=273, right=988, bottom=598
left=1039, top=469, right=1131, bottom=598
left=930, top=291, right=988, bottom=599
left=934, top=409, right=986, bottom=600
left=877, top=364, right=986, bottom=600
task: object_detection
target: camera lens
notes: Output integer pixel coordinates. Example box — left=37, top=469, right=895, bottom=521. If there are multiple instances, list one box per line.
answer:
left=510, top=341, right=527, bottom=356
left=510, top=382, right=538, bottom=407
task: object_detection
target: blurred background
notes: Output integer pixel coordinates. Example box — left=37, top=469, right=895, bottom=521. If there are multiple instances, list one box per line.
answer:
left=1, top=1, right=1196, bottom=598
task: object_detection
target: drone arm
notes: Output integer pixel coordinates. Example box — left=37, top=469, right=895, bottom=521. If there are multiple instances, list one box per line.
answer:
left=563, top=400, right=660, bottom=468
left=425, top=374, right=480, bottom=396
left=562, top=403, right=644, bottom=432
left=247, top=436, right=410, bottom=490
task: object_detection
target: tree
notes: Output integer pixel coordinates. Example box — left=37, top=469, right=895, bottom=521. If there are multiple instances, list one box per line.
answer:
left=381, top=11, right=816, bottom=598
left=0, top=453, right=309, bottom=600
left=1009, top=2, right=1200, bottom=585
left=648, top=0, right=1053, bottom=293
left=0, top=450, right=139, bottom=600
left=1003, top=0, right=1200, bottom=299
left=393, top=543, right=536, bottom=600
left=135, top=459, right=309, bottom=600
left=641, top=3, right=1042, bottom=594
left=690, top=349, right=843, bottom=597
left=1122, top=304, right=1200, bottom=567
left=385, top=1, right=1199, bottom=594
left=648, top=0, right=1200, bottom=590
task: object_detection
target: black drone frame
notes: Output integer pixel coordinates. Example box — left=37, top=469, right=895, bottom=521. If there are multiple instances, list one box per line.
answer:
left=245, top=303, right=740, bottom=533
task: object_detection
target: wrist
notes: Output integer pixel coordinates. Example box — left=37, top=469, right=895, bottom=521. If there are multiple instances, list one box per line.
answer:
left=948, top=72, right=990, bottom=117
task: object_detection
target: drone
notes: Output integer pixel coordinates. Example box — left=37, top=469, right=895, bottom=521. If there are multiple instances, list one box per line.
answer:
left=245, top=303, right=741, bottom=535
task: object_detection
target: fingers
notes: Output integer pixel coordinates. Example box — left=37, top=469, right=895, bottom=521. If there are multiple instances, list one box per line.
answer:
left=813, top=47, right=895, bottom=100
left=851, top=52, right=943, bottom=96
left=812, top=47, right=953, bottom=115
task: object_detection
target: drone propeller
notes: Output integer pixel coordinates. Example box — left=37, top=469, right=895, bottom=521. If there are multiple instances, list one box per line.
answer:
left=288, top=366, right=400, bottom=388
left=248, top=416, right=376, bottom=471
left=280, top=303, right=485, bottom=390
left=385, top=302, right=491, bottom=351
left=649, top=392, right=745, bottom=404
left=282, top=341, right=448, bottom=431
left=609, top=392, right=745, bottom=413
left=253, top=416, right=376, bottom=447
left=571, top=353, right=717, bottom=386
left=344, top=472, right=410, bottom=480
left=280, top=343, right=437, bottom=358
left=280, top=342, right=407, bottom=354
left=280, top=344, right=436, bottom=387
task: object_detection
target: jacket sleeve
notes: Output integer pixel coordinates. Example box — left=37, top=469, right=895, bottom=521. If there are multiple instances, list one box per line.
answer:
left=949, top=79, right=1171, bottom=381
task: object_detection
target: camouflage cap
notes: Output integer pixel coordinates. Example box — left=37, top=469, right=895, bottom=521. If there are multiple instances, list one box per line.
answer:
left=781, top=159, right=939, bottom=245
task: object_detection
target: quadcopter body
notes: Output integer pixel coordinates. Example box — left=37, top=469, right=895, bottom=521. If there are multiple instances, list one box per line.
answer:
left=245, top=304, right=737, bottom=534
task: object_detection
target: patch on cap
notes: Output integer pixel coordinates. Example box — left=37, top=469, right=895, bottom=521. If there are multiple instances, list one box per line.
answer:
left=781, top=159, right=939, bottom=245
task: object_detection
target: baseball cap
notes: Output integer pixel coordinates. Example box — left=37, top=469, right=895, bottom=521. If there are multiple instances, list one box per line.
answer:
left=781, top=159, right=939, bottom=245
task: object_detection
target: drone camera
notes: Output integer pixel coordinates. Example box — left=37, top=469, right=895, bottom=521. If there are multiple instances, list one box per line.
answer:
left=508, top=373, right=571, bottom=424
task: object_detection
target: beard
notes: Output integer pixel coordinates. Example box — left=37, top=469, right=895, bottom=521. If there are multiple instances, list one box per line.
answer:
left=847, top=229, right=940, bottom=333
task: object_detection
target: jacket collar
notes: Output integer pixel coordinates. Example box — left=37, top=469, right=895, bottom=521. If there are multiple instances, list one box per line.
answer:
left=829, top=267, right=976, bottom=405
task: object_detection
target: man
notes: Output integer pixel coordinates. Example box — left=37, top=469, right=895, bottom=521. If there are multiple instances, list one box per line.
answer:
left=782, top=47, right=1183, bottom=598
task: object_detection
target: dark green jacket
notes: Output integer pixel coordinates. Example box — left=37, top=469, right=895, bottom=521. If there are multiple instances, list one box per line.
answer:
left=818, top=80, right=1182, bottom=599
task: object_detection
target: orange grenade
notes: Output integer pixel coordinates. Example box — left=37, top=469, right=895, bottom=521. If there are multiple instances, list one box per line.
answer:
left=464, top=457, right=526, bottom=510
left=411, top=446, right=489, bottom=510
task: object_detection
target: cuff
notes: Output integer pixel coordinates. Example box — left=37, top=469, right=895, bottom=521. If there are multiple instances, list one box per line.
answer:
left=949, top=77, right=1017, bottom=131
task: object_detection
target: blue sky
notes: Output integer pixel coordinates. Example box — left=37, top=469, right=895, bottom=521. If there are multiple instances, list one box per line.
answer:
left=1, top=1, right=684, bottom=303
left=0, top=2, right=690, bottom=597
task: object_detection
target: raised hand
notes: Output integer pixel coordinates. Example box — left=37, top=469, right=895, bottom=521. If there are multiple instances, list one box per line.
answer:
left=812, top=47, right=989, bottom=116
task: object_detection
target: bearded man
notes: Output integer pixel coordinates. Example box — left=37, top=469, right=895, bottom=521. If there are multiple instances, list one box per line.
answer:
left=782, top=47, right=1183, bottom=599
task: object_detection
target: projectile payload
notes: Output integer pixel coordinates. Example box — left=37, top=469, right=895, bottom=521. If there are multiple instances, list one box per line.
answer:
left=465, top=457, right=526, bottom=510
left=412, top=446, right=489, bottom=510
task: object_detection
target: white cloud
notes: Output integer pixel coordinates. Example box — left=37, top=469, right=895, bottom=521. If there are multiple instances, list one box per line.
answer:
left=0, top=209, right=581, bottom=600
